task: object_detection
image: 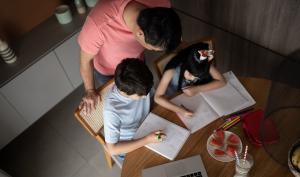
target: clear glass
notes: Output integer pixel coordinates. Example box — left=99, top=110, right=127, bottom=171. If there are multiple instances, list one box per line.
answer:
left=233, top=154, right=254, bottom=177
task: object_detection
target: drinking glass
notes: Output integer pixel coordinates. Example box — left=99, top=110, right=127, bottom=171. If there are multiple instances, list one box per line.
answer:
left=234, top=153, right=254, bottom=177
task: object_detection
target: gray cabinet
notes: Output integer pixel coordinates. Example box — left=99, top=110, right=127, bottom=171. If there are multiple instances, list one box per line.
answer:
left=55, top=33, right=82, bottom=88
left=0, top=52, right=73, bottom=124
left=0, top=94, right=28, bottom=149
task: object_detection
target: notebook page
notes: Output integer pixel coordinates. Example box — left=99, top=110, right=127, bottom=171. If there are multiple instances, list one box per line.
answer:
left=201, top=71, right=255, bottom=116
left=223, top=71, right=256, bottom=106
left=171, top=93, right=219, bottom=133
left=200, top=83, right=248, bottom=116
left=133, top=113, right=190, bottom=160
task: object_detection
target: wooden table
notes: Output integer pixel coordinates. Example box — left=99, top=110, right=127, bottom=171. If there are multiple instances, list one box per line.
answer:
left=121, top=77, right=294, bottom=177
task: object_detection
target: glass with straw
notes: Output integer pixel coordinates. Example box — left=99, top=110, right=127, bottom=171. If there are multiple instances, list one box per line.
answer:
left=234, top=145, right=254, bottom=177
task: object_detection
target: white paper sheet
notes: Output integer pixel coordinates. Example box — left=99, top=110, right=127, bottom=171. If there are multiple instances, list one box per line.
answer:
left=134, top=113, right=190, bottom=160
left=200, top=82, right=248, bottom=116
left=170, top=71, right=256, bottom=133
left=171, top=93, right=219, bottom=133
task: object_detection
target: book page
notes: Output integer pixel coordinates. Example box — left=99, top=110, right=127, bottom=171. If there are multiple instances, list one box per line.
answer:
left=223, top=71, right=256, bottom=106
left=201, top=71, right=255, bottom=116
left=133, top=113, right=190, bottom=160
left=171, top=93, right=219, bottom=133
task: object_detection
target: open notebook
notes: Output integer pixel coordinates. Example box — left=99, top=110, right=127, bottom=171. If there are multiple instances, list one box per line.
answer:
left=133, top=113, right=190, bottom=160
left=171, top=71, right=256, bottom=133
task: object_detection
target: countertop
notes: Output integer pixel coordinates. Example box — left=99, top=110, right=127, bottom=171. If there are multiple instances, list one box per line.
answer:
left=0, top=10, right=88, bottom=88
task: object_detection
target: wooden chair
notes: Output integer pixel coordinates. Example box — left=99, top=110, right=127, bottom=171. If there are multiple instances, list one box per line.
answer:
left=154, top=38, right=215, bottom=79
left=74, top=79, right=123, bottom=168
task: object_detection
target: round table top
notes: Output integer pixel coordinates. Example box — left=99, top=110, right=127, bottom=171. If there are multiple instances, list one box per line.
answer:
left=121, top=77, right=294, bottom=177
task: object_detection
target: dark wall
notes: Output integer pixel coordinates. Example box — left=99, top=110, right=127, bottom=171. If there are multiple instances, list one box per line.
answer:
left=0, top=0, right=69, bottom=43
left=171, top=0, right=300, bottom=56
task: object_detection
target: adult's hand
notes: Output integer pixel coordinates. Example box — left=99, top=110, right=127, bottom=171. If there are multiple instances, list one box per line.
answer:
left=79, top=89, right=100, bottom=115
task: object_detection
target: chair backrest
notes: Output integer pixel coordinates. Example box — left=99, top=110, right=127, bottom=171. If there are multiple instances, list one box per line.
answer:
left=74, top=79, right=114, bottom=143
left=155, top=38, right=215, bottom=78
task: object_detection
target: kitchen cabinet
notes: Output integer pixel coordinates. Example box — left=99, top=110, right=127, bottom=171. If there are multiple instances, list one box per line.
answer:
left=0, top=52, right=73, bottom=124
left=55, top=33, right=82, bottom=88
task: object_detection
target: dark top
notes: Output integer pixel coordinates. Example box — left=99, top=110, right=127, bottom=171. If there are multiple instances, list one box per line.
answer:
left=164, top=42, right=213, bottom=90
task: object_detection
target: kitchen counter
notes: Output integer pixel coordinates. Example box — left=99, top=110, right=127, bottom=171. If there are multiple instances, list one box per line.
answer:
left=0, top=10, right=87, bottom=88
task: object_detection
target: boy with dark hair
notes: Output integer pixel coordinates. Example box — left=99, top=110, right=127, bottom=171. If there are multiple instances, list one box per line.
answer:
left=103, top=59, right=165, bottom=157
left=78, top=0, right=182, bottom=114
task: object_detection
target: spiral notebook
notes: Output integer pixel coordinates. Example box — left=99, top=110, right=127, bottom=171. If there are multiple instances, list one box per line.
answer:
left=171, top=71, right=256, bottom=133
left=134, top=113, right=190, bottom=160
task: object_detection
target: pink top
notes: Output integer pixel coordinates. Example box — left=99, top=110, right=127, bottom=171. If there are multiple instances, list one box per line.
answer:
left=78, top=0, right=171, bottom=75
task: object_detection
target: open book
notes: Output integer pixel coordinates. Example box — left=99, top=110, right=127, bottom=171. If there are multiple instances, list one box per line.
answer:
left=133, top=113, right=190, bottom=160
left=171, top=71, right=256, bottom=133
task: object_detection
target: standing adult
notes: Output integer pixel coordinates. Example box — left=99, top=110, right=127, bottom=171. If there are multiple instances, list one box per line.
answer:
left=78, top=0, right=182, bottom=114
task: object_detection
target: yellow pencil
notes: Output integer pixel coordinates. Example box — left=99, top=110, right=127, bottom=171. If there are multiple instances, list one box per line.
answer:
left=222, top=116, right=240, bottom=128
left=223, top=117, right=240, bottom=129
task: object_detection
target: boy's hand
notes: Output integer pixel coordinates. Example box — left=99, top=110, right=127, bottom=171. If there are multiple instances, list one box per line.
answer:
left=146, top=130, right=166, bottom=144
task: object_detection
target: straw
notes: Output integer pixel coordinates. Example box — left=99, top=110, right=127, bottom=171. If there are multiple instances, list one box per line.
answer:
left=234, top=150, right=240, bottom=165
left=243, top=145, right=248, bottom=164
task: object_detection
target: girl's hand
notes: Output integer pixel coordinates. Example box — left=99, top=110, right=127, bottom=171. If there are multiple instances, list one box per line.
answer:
left=182, top=86, right=198, bottom=96
left=146, top=130, right=166, bottom=144
left=179, top=105, right=193, bottom=118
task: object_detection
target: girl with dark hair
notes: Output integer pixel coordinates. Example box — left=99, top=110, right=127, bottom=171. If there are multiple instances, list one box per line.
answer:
left=154, top=42, right=226, bottom=117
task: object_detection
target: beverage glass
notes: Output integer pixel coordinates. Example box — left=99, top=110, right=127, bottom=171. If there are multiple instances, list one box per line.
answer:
left=234, top=153, right=254, bottom=177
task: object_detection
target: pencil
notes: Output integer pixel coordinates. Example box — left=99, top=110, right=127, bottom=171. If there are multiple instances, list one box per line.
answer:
left=223, top=108, right=254, bottom=120
left=223, top=118, right=241, bottom=130
left=222, top=117, right=240, bottom=129
left=222, top=116, right=240, bottom=128
left=216, top=116, right=240, bottom=131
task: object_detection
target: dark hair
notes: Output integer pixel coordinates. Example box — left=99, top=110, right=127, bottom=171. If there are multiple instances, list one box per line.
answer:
left=137, top=7, right=182, bottom=51
left=164, top=42, right=213, bottom=90
left=115, top=58, right=153, bottom=96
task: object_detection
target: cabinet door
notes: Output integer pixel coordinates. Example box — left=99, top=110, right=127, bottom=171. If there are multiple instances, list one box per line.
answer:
left=55, top=33, right=82, bottom=88
left=0, top=52, right=73, bottom=124
left=0, top=94, right=28, bottom=149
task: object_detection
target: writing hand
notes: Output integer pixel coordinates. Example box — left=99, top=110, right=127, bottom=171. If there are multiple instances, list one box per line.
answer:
left=179, top=105, right=193, bottom=118
left=146, top=130, right=166, bottom=144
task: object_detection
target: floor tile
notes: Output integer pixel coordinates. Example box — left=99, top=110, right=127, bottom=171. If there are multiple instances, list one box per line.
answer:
left=72, top=163, right=101, bottom=177
left=88, top=151, right=121, bottom=177
left=0, top=118, right=85, bottom=177
left=45, top=85, right=102, bottom=161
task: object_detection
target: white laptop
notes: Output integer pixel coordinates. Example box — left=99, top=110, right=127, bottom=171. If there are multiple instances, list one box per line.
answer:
left=142, top=155, right=208, bottom=177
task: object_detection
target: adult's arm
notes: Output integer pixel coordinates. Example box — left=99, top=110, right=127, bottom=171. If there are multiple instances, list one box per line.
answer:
left=79, top=50, right=100, bottom=115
